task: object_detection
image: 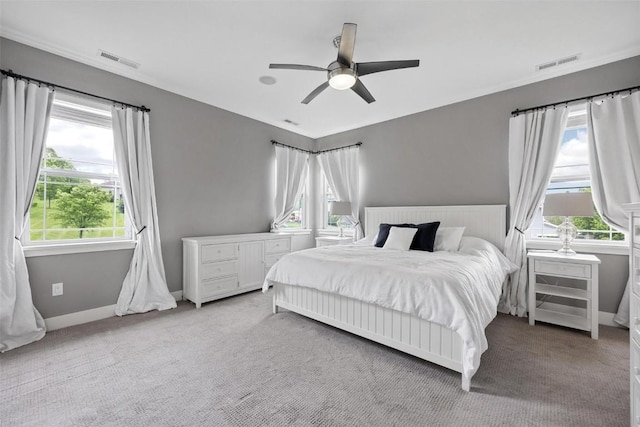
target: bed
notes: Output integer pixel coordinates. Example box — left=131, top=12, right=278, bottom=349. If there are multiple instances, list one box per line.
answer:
left=263, top=205, right=509, bottom=391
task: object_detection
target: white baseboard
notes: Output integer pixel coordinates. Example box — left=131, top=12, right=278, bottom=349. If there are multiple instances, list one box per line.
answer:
left=44, top=290, right=183, bottom=331
left=598, top=311, right=619, bottom=327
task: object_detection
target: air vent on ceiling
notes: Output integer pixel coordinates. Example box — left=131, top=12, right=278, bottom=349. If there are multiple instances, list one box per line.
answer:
left=283, top=119, right=299, bottom=126
left=536, top=53, right=581, bottom=72
left=97, top=50, right=140, bottom=69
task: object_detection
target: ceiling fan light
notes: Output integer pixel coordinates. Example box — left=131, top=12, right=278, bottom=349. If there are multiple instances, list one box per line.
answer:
left=328, top=68, right=356, bottom=90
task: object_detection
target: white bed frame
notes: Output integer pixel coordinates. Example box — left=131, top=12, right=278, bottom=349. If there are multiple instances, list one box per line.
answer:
left=272, top=205, right=506, bottom=391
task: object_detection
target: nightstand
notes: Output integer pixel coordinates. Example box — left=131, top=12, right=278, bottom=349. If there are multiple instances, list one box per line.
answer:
left=527, top=251, right=600, bottom=339
left=315, top=236, right=353, bottom=248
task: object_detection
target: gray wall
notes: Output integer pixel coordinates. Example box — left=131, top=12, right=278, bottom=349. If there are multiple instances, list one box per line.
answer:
left=3, top=36, right=638, bottom=317
left=316, top=55, right=640, bottom=313
left=1, top=38, right=314, bottom=318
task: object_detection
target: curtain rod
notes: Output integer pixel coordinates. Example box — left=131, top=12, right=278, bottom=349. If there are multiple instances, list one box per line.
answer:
left=316, top=142, right=362, bottom=154
left=271, top=140, right=362, bottom=155
left=1, top=69, right=150, bottom=112
left=511, top=83, right=640, bottom=116
left=271, top=140, right=312, bottom=154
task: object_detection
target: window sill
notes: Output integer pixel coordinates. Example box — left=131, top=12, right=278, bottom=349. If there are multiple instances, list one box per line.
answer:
left=23, top=240, right=136, bottom=257
left=526, top=239, right=628, bottom=256
left=270, top=229, right=312, bottom=236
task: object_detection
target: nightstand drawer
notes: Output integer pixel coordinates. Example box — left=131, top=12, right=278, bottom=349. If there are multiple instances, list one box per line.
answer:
left=534, top=260, right=591, bottom=279
left=265, top=239, right=290, bottom=254
left=202, top=243, right=237, bottom=263
left=201, top=260, right=238, bottom=281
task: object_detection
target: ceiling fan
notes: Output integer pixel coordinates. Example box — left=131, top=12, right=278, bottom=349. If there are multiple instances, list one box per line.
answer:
left=269, top=23, right=420, bottom=104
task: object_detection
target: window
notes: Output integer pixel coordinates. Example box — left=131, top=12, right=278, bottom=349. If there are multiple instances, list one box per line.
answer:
left=320, top=172, right=354, bottom=232
left=25, top=93, right=132, bottom=245
left=282, top=191, right=307, bottom=229
left=527, top=105, right=625, bottom=243
left=279, top=168, right=309, bottom=230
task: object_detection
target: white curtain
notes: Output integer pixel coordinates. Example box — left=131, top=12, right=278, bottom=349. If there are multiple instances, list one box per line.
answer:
left=587, top=91, right=640, bottom=327
left=272, top=145, right=309, bottom=229
left=112, top=107, right=176, bottom=315
left=499, top=108, right=569, bottom=317
left=0, top=77, right=52, bottom=351
left=317, top=146, right=362, bottom=240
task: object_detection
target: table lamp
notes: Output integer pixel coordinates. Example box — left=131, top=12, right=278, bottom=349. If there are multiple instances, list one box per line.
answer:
left=329, top=201, right=352, bottom=237
left=543, top=192, right=594, bottom=255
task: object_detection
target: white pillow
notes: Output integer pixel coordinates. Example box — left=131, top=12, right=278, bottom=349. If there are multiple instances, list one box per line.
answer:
left=434, top=227, right=465, bottom=251
left=354, top=232, right=378, bottom=246
left=383, top=227, right=418, bottom=251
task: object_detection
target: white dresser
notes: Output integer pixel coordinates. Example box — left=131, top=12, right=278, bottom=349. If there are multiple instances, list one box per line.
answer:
left=625, top=203, right=640, bottom=427
left=182, top=233, right=291, bottom=308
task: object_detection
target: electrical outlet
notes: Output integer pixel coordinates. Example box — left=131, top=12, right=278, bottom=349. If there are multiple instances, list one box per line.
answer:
left=52, top=282, right=63, bottom=296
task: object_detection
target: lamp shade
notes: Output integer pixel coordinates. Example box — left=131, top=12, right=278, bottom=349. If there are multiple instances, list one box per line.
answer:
left=543, top=192, right=594, bottom=217
left=329, top=201, right=352, bottom=216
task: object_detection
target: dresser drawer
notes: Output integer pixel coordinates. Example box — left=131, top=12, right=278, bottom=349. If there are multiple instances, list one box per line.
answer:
left=634, top=376, right=640, bottom=427
left=265, top=238, right=290, bottom=254
left=534, top=260, right=591, bottom=279
left=201, top=275, right=238, bottom=298
left=633, top=293, right=640, bottom=347
left=633, top=248, right=640, bottom=298
left=201, top=260, right=238, bottom=281
left=633, top=340, right=640, bottom=380
left=633, top=216, right=640, bottom=249
left=202, top=243, right=237, bottom=263
left=265, top=252, right=286, bottom=268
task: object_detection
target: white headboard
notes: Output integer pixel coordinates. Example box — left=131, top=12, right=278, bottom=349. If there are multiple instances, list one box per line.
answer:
left=364, top=205, right=507, bottom=250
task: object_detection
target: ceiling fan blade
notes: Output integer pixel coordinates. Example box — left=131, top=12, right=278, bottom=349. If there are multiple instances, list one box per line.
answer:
left=301, top=81, right=330, bottom=104
left=356, top=60, right=420, bottom=77
left=269, top=64, right=327, bottom=71
left=351, top=79, right=375, bottom=104
left=337, top=23, right=357, bottom=66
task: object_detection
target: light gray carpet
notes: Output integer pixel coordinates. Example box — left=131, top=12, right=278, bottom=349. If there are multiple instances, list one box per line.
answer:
left=0, top=290, right=629, bottom=427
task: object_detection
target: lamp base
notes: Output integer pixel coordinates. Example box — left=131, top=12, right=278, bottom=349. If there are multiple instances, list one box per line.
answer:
left=556, top=248, right=577, bottom=256
left=337, top=216, right=348, bottom=238
left=556, top=216, right=578, bottom=256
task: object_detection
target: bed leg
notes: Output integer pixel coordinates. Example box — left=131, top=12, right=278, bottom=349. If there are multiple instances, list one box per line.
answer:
left=272, top=296, right=279, bottom=314
left=461, top=376, right=471, bottom=392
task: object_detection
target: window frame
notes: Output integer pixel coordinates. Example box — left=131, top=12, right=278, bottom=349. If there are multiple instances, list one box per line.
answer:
left=274, top=162, right=311, bottom=233
left=525, top=103, right=627, bottom=255
left=22, top=93, right=136, bottom=255
left=317, top=170, right=355, bottom=237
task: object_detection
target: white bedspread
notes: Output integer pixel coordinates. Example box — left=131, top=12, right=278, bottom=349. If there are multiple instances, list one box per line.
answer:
left=263, top=237, right=516, bottom=381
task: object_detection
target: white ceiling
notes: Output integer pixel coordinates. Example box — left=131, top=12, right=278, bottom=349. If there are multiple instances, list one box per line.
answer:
left=1, top=1, right=639, bottom=138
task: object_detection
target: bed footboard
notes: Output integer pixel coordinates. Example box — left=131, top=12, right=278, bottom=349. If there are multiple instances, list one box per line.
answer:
left=272, top=283, right=470, bottom=391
